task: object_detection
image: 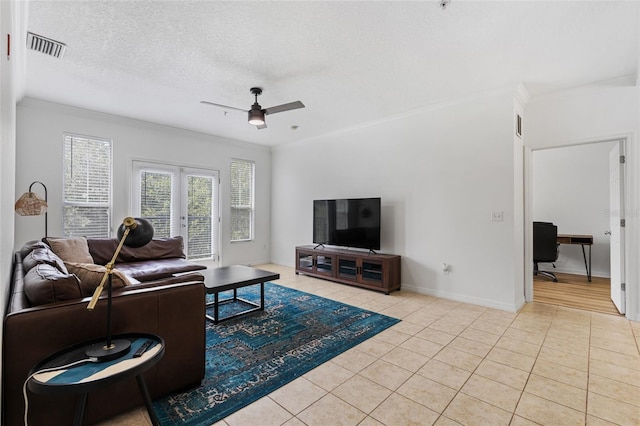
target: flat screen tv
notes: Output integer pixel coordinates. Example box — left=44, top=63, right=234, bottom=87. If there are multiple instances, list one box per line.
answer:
left=313, top=197, right=381, bottom=250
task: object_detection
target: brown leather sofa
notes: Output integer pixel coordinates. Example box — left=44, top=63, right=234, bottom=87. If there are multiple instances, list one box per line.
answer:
left=3, top=237, right=207, bottom=426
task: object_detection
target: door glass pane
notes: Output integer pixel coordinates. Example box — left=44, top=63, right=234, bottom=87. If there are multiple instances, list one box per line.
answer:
left=140, top=170, right=173, bottom=238
left=316, top=255, right=333, bottom=274
left=187, top=174, right=214, bottom=259
left=362, top=261, right=383, bottom=283
left=339, top=258, right=357, bottom=279
left=298, top=253, right=313, bottom=271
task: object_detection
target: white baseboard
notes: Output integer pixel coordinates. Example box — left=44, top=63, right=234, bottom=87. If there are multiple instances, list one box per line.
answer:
left=400, top=283, right=523, bottom=313
left=551, top=267, right=610, bottom=279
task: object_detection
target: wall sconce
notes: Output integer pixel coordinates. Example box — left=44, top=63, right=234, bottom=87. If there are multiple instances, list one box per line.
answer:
left=15, top=181, right=48, bottom=237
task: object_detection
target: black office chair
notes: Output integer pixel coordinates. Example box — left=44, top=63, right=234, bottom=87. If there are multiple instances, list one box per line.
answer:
left=533, top=221, right=558, bottom=282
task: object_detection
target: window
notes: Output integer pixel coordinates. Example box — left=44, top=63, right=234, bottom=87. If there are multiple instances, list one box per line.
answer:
left=230, top=159, right=254, bottom=242
left=133, top=161, right=219, bottom=262
left=63, top=134, right=112, bottom=237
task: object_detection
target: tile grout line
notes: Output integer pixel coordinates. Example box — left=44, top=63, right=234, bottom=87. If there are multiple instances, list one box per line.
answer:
left=501, top=309, right=546, bottom=425
left=411, top=306, right=525, bottom=424
left=302, top=282, right=584, bottom=424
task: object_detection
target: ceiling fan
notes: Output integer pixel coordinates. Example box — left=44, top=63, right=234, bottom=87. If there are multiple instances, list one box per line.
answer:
left=201, top=87, right=304, bottom=129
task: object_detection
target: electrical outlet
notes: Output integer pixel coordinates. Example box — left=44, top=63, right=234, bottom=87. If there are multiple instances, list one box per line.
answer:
left=491, top=211, right=504, bottom=222
left=442, top=263, right=450, bottom=275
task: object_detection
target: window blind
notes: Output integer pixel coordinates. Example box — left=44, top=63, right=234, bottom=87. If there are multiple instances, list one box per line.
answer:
left=230, top=159, right=254, bottom=241
left=63, top=134, right=112, bottom=237
left=187, top=174, right=215, bottom=258
left=139, top=168, right=176, bottom=238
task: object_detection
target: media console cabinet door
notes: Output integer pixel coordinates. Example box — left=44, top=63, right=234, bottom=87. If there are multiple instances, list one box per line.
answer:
left=296, top=248, right=335, bottom=278
left=360, top=259, right=385, bottom=286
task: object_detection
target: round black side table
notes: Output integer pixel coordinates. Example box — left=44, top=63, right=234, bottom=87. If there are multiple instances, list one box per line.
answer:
left=28, top=333, right=165, bottom=426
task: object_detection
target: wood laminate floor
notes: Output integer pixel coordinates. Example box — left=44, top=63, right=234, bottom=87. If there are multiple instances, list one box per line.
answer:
left=533, top=271, right=622, bottom=316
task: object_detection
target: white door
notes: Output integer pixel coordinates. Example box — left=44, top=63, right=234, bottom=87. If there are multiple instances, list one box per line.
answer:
left=181, top=169, right=220, bottom=263
left=609, top=142, right=625, bottom=314
left=132, top=161, right=220, bottom=266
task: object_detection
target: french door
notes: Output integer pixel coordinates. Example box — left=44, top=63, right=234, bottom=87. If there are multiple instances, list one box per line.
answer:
left=132, top=161, right=219, bottom=265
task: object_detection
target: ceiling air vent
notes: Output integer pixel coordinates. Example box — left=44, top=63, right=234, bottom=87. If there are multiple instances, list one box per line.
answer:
left=26, top=32, right=66, bottom=59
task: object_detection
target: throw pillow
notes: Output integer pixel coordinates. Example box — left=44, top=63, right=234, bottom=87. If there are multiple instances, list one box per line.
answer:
left=20, top=240, right=47, bottom=260
left=65, top=262, right=131, bottom=297
left=48, top=237, right=94, bottom=264
left=22, top=246, right=69, bottom=274
left=23, top=264, right=83, bottom=306
left=87, top=236, right=184, bottom=264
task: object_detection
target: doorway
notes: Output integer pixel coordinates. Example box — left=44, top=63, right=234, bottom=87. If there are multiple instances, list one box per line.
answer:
left=533, top=273, right=619, bottom=315
left=132, top=160, right=220, bottom=265
left=529, top=139, right=625, bottom=315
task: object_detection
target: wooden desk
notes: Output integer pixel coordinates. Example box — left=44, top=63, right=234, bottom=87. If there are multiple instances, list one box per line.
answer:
left=557, top=234, right=593, bottom=282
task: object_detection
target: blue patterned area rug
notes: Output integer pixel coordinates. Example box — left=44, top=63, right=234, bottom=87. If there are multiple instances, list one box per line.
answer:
left=153, top=282, right=400, bottom=425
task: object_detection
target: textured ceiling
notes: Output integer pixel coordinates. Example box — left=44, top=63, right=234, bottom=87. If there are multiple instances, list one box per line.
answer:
left=24, top=1, right=639, bottom=146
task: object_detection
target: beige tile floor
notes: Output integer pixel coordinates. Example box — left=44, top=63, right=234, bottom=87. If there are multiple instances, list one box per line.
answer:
left=102, top=264, right=640, bottom=426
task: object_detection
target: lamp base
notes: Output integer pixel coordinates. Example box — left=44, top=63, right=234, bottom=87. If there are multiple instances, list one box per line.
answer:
left=85, top=339, right=131, bottom=362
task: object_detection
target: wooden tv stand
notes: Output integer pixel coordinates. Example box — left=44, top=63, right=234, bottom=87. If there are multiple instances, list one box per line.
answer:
left=295, top=245, right=401, bottom=294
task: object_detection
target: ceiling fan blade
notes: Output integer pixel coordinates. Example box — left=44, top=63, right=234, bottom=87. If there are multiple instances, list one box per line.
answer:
left=264, top=101, right=305, bottom=115
left=200, top=100, right=247, bottom=113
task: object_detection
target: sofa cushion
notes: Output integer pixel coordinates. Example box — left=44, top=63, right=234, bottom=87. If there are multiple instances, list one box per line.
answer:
left=20, top=240, right=47, bottom=260
left=114, top=258, right=205, bottom=281
left=65, top=262, right=130, bottom=297
left=22, top=246, right=68, bottom=274
left=23, top=264, right=83, bottom=306
left=47, top=237, right=94, bottom=264
left=88, top=236, right=186, bottom=265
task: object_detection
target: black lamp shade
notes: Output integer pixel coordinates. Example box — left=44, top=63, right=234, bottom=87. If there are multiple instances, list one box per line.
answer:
left=117, top=217, right=154, bottom=248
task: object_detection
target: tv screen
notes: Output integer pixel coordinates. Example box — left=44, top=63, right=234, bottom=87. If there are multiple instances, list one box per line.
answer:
left=313, top=198, right=381, bottom=250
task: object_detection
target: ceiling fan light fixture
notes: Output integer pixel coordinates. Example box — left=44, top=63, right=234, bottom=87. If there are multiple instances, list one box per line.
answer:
left=248, top=107, right=265, bottom=126
left=202, top=86, right=303, bottom=129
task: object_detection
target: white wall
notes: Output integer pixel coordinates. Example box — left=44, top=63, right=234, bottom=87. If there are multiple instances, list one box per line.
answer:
left=1, top=1, right=17, bottom=314
left=1, top=0, right=28, bottom=407
left=526, top=84, right=639, bottom=321
left=532, top=142, right=616, bottom=278
left=272, top=90, right=524, bottom=312
left=527, top=86, right=637, bottom=150
left=0, top=1, right=26, bottom=397
left=16, top=98, right=273, bottom=267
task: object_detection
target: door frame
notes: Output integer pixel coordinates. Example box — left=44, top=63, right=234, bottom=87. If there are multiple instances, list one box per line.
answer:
left=523, top=134, right=636, bottom=321
left=609, top=141, right=626, bottom=314
left=129, top=159, right=221, bottom=264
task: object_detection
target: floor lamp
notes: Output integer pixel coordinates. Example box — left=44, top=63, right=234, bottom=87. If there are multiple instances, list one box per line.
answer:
left=86, top=217, right=154, bottom=362
left=15, top=181, right=48, bottom=237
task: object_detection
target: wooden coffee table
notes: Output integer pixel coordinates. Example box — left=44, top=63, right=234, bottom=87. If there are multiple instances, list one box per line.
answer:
left=202, top=265, right=280, bottom=324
